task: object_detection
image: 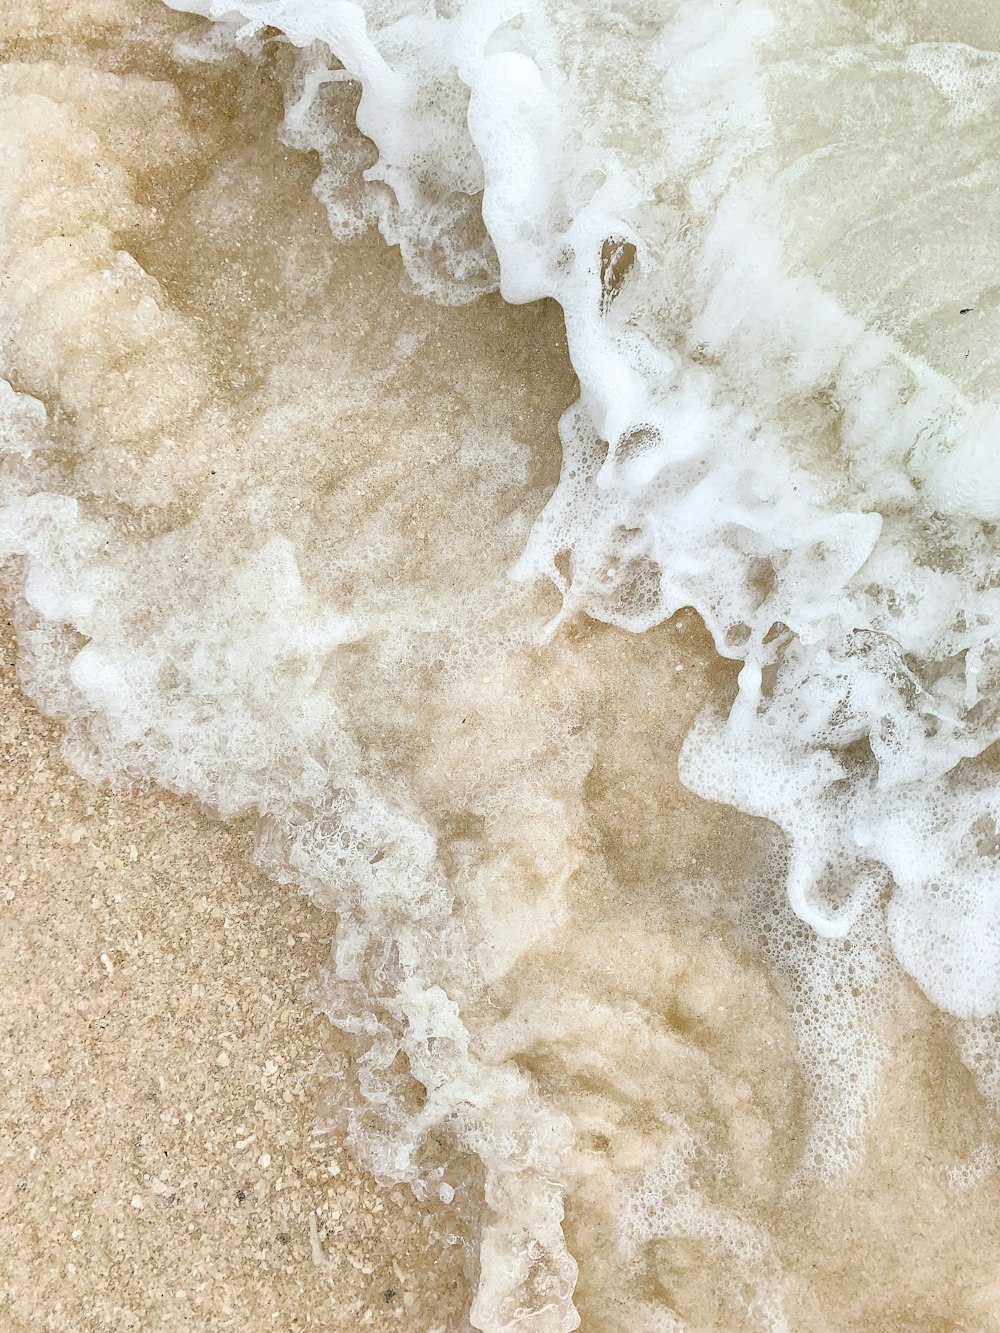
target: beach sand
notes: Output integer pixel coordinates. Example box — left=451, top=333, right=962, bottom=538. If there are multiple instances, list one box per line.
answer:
left=0, top=612, right=470, bottom=1331
left=6, top=1, right=1000, bottom=1329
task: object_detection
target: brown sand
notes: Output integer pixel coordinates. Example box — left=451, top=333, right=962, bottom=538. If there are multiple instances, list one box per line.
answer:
left=0, top=612, right=470, bottom=1331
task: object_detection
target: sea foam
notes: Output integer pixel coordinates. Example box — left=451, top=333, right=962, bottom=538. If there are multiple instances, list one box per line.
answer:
left=4, top=1, right=1000, bottom=1328
left=161, top=0, right=1000, bottom=1018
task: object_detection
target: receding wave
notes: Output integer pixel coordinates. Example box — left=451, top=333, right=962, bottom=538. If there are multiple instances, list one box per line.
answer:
left=3, top=1, right=1000, bottom=1328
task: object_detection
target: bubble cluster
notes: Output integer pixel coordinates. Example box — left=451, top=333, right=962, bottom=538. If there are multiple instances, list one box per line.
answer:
left=8, top=0, right=1000, bottom=1327
left=165, top=0, right=1000, bottom=1063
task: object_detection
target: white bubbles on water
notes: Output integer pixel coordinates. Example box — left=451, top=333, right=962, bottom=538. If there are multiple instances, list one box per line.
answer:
left=620, top=1130, right=788, bottom=1333
left=9, top=0, right=1000, bottom=1327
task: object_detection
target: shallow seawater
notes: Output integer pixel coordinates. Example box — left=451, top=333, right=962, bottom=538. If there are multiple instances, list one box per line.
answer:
left=3, top=2, right=1000, bottom=1329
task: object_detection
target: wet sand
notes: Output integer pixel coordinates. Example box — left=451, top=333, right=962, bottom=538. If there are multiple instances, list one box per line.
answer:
left=5, top=1, right=1000, bottom=1329
left=0, top=613, right=470, bottom=1332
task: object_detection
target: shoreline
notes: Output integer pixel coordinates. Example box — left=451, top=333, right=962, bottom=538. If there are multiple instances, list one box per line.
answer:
left=0, top=613, right=470, bottom=1331
left=5, top=1, right=1000, bottom=1326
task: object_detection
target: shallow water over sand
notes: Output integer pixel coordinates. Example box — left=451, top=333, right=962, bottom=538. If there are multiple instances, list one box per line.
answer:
left=3, top=4, right=1000, bottom=1329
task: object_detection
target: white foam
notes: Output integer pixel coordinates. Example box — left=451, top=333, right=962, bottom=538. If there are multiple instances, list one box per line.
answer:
left=161, top=0, right=1000, bottom=1027
left=620, top=1130, right=789, bottom=1332
left=8, top=0, right=1000, bottom=1326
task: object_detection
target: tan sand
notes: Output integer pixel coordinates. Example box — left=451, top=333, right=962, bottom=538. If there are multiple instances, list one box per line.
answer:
left=0, top=612, right=470, bottom=1331
left=4, top=1, right=1000, bottom=1330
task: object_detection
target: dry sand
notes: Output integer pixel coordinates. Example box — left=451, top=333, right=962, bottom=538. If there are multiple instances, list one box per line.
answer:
left=0, top=612, right=470, bottom=1332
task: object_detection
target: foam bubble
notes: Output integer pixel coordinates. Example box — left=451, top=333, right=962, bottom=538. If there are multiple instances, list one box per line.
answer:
left=8, top=1, right=1000, bottom=1328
